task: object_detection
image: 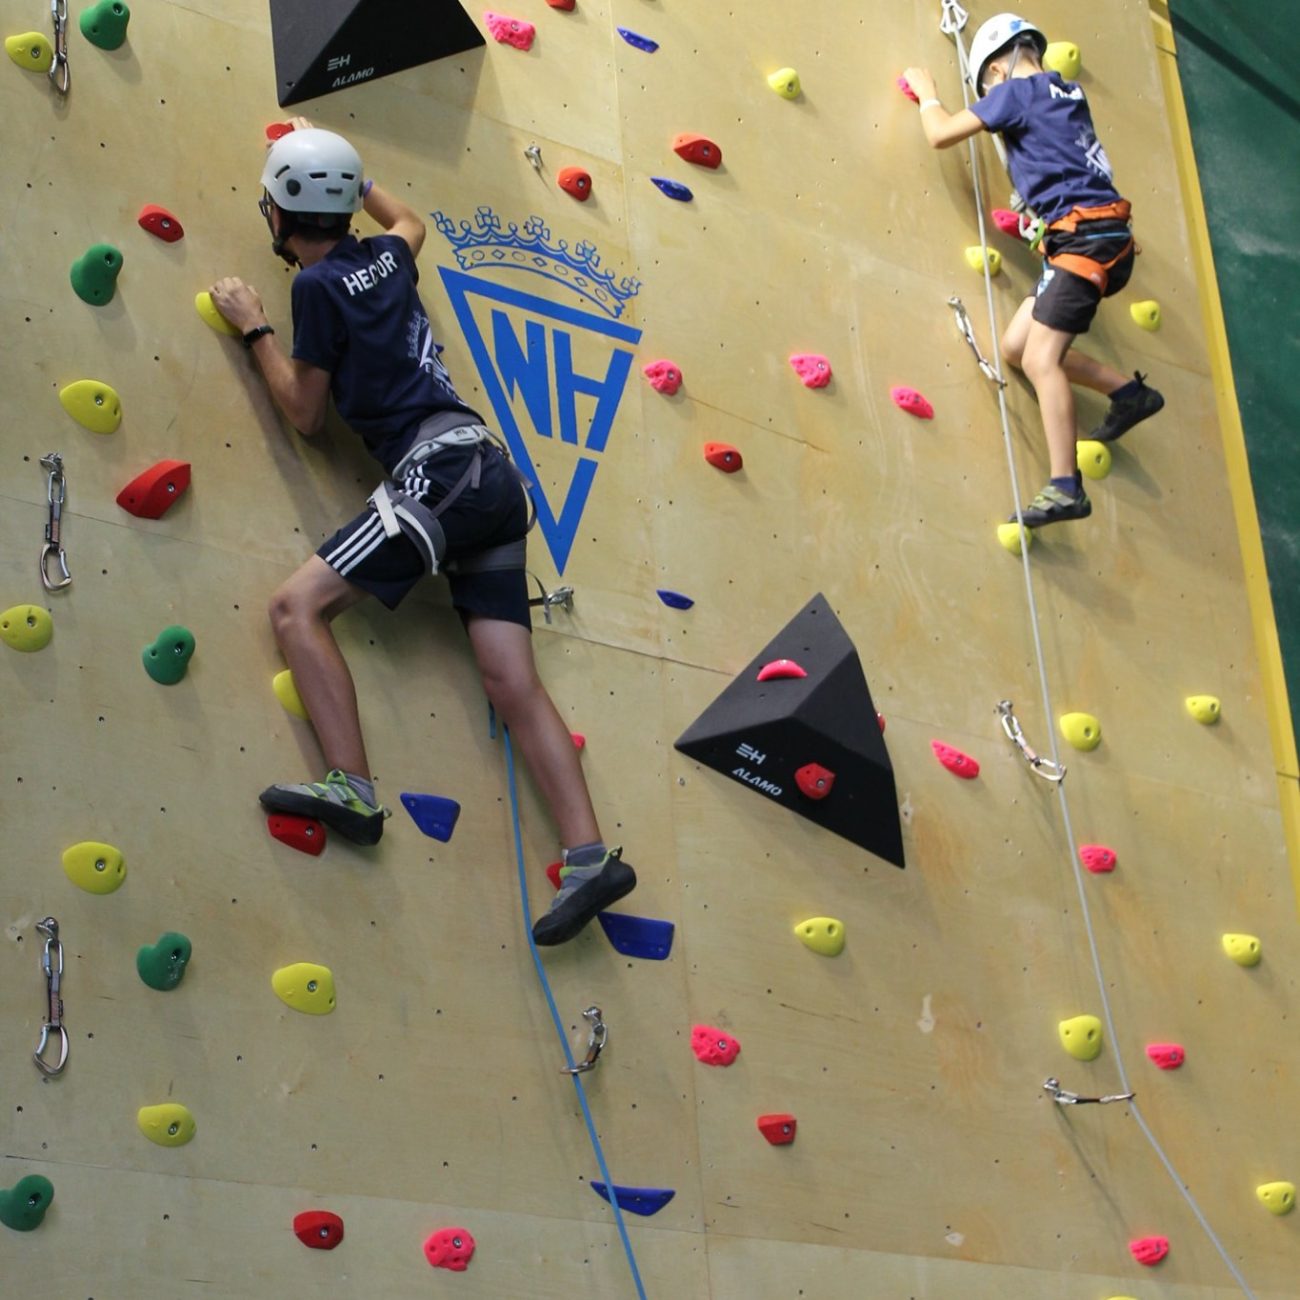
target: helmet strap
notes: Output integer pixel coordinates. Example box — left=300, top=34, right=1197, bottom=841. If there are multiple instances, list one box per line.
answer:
left=266, top=204, right=301, bottom=267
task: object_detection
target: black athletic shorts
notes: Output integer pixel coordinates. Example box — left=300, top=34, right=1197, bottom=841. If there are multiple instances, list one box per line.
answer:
left=317, top=439, right=533, bottom=630
left=1031, top=219, right=1135, bottom=335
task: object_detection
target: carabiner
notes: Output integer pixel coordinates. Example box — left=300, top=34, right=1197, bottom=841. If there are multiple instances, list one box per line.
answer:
left=34, top=917, right=69, bottom=1077
left=49, top=0, right=70, bottom=95
left=561, top=1006, right=607, bottom=1076
left=40, top=452, right=71, bottom=592
left=996, top=700, right=1066, bottom=783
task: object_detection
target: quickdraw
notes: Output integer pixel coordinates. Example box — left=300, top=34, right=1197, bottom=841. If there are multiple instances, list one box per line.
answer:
left=560, top=1006, right=607, bottom=1076
left=997, top=700, right=1066, bottom=783
left=40, top=453, right=71, bottom=592
left=49, top=0, right=70, bottom=94
left=34, top=917, right=69, bottom=1076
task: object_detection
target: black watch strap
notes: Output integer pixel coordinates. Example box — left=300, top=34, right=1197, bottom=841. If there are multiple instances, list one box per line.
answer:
left=242, top=324, right=275, bottom=348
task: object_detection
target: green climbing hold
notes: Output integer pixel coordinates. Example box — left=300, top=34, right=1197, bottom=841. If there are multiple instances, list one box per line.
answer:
left=79, top=0, right=131, bottom=50
left=137, top=931, right=192, bottom=991
left=0, top=1175, right=55, bottom=1232
left=142, top=625, right=195, bottom=685
left=70, top=243, right=124, bottom=306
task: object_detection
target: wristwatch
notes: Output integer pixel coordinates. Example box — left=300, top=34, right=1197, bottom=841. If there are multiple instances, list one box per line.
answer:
left=242, top=324, right=275, bottom=348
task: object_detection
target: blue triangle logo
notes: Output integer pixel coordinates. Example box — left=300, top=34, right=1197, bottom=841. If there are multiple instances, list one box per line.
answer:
left=438, top=267, right=641, bottom=574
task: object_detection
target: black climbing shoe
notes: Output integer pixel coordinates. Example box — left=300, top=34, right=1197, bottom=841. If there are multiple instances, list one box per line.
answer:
left=1089, top=372, right=1165, bottom=443
left=1013, top=477, right=1092, bottom=528
left=532, top=848, right=637, bottom=946
left=259, top=770, right=390, bottom=846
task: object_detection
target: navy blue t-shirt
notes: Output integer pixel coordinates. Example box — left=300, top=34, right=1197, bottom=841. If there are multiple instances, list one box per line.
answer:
left=290, top=233, right=482, bottom=472
left=970, top=72, right=1122, bottom=223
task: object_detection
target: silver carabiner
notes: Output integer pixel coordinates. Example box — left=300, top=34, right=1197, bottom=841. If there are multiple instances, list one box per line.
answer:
left=561, top=1006, right=607, bottom=1076
left=527, top=576, right=573, bottom=626
left=49, top=0, right=70, bottom=95
left=997, top=700, right=1066, bottom=783
left=1044, top=1077, right=1133, bottom=1107
left=40, top=453, right=71, bottom=592
left=34, top=917, right=69, bottom=1077
left=948, top=296, right=1005, bottom=388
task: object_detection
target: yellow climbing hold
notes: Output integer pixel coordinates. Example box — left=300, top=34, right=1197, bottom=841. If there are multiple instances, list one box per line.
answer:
left=1059, top=712, right=1101, bottom=751
left=1256, top=1182, right=1295, bottom=1215
left=767, top=67, right=800, bottom=99
left=1076, top=439, right=1112, bottom=481
left=996, top=522, right=1033, bottom=556
left=61, top=841, right=126, bottom=895
left=137, top=1103, right=196, bottom=1147
left=59, top=379, right=122, bottom=434
left=1129, top=300, right=1161, bottom=331
left=1185, top=694, right=1221, bottom=724
left=1042, top=41, right=1081, bottom=80
left=195, top=290, right=240, bottom=336
left=273, top=669, right=309, bottom=720
left=1058, top=1014, right=1103, bottom=1061
left=1, top=604, right=53, bottom=652
left=1222, top=933, right=1261, bottom=967
left=6, top=32, right=53, bottom=73
left=272, top=962, right=336, bottom=1014
left=794, top=917, right=845, bottom=957
left=964, top=245, right=1002, bottom=276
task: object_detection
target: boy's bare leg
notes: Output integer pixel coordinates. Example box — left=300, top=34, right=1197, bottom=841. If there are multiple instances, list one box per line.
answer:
left=1019, top=319, right=1082, bottom=479
left=267, top=555, right=373, bottom=777
left=465, top=613, right=600, bottom=849
left=1002, top=295, right=1131, bottom=397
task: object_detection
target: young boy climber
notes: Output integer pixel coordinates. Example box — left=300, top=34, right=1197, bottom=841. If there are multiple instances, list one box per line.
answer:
left=209, top=121, right=635, bottom=945
left=904, top=11, right=1164, bottom=527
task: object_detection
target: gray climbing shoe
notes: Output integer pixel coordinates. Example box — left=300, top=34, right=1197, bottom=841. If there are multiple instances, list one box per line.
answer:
left=533, top=848, right=637, bottom=946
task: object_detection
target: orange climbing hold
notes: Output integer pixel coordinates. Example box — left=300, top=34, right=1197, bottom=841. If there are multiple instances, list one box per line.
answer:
left=672, top=133, right=723, bottom=168
left=116, top=460, right=191, bottom=519
left=704, top=442, right=743, bottom=472
left=557, top=166, right=592, bottom=201
left=931, top=741, right=979, bottom=779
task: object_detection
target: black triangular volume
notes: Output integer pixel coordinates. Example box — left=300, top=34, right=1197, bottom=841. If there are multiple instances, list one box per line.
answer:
left=674, top=594, right=905, bottom=868
left=270, top=0, right=486, bottom=108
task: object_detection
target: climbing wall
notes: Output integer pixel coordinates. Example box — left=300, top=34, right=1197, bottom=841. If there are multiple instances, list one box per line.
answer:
left=3, top=1, right=1298, bottom=1296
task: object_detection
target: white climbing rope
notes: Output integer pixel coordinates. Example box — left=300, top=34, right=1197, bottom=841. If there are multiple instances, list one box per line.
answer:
left=938, top=8, right=1258, bottom=1295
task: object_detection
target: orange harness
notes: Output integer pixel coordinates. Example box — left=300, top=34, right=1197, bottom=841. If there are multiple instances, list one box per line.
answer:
left=1045, top=199, right=1136, bottom=295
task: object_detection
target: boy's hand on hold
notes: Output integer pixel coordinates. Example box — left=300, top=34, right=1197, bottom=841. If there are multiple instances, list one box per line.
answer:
left=902, top=67, right=937, bottom=103
left=287, top=115, right=313, bottom=131
left=210, top=277, right=268, bottom=334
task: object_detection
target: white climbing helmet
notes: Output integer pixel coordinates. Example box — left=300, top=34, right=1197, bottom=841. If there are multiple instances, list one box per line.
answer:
left=970, top=13, right=1047, bottom=94
left=260, top=128, right=365, bottom=214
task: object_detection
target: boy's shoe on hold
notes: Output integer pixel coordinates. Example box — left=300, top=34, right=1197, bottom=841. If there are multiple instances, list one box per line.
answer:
left=259, top=769, right=389, bottom=845
left=1014, top=475, right=1092, bottom=528
left=532, top=847, right=637, bottom=946
left=1090, top=372, right=1165, bottom=443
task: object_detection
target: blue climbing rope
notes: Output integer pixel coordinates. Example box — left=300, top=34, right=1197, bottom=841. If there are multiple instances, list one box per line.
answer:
left=499, top=721, right=650, bottom=1300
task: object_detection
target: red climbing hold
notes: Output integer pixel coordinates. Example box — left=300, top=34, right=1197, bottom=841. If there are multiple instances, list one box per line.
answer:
left=1129, top=1236, right=1169, bottom=1267
left=795, top=763, right=836, bottom=800
left=991, top=208, right=1021, bottom=236
left=1078, top=844, right=1117, bottom=874
left=570, top=732, right=586, bottom=749
left=931, top=741, right=979, bottom=779
left=293, top=1210, right=344, bottom=1250
left=878, top=712, right=886, bottom=733
left=137, top=204, right=185, bottom=243
left=545, top=861, right=563, bottom=890
left=703, top=442, right=742, bottom=472
left=116, top=460, right=191, bottom=519
left=1146, top=1043, right=1185, bottom=1070
left=896, top=74, right=919, bottom=103
left=643, top=359, right=682, bottom=394
left=484, top=12, right=535, bottom=50
left=889, top=386, right=934, bottom=419
left=672, top=132, right=723, bottom=169
left=557, top=166, right=592, bottom=201
left=757, top=659, right=807, bottom=682
left=424, top=1226, right=476, bottom=1271
left=265, top=121, right=295, bottom=141
left=692, top=1025, right=741, bottom=1066
left=757, top=1113, right=797, bottom=1145
left=268, top=814, right=326, bottom=856
left=545, top=0, right=575, bottom=8
left=789, top=353, right=832, bottom=388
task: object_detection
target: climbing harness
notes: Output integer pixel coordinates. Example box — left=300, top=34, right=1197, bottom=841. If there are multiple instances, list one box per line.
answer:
left=49, top=0, right=70, bottom=94
left=939, top=6, right=1256, bottom=1292
left=33, top=917, right=68, bottom=1077
left=1044, top=200, right=1136, bottom=295
left=561, top=1006, right=607, bottom=1076
left=40, top=453, right=71, bottom=592
left=948, top=296, right=1004, bottom=387
left=1043, top=1077, right=1134, bottom=1107
left=528, top=579, right=574, bottom=625
left=996, top=700, right=1065, bottom=783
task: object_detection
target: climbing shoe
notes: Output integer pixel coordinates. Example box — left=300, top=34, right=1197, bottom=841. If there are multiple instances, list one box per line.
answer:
left=258, top=770, right=390, bottom=846
left=1013, top=476, right=1092, bottom=528
left=1089, top=372, right=1165, bottom=443
left=532, top=847, right=637, bottom=947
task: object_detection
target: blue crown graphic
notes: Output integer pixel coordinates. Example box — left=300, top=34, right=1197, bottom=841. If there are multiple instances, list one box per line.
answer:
left=432, top=206, right=641, bottom=319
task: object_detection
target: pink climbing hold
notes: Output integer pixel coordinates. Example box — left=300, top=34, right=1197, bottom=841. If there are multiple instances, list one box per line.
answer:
left=890, top=386, right=934, bottom=419
left=1129, top=1236, right=1169, bottom=1267
left=931, top=741, right=979, bottom=779
left=757, top=1113, right=797, bottom=1145
left=424, top=1226, right=476, bottom=1271
left=643, top=359, right=682, bottom=394
left=757, top=658, right=807, bottom=682
left=570, top=732, right=586, bottom=749
left=692, top=1025, right=741, bottom=1067
left=789, top=353, right=832, bottom=388
left=1146, top=1043, right=1185, bottom=1070
left=991, top=208, right=1021, bottom=236
left=484, top=12, right=535, bottom=50
left=1078, top=844, right=1117, bottom=874
left=896, top=74, right=919, bottom=104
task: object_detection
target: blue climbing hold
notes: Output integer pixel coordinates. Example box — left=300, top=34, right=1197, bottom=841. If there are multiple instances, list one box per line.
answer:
left=651, top=177, right=694, bottom=202
left=617, top=27, right=658, bottom=52
left=400, top=793, right=461, bottom=842
left=590, top=1183, right=675, bottom=1217
left=597, top=912, right=675, bottom=961
left=656, top=589, right=694, bottom=610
